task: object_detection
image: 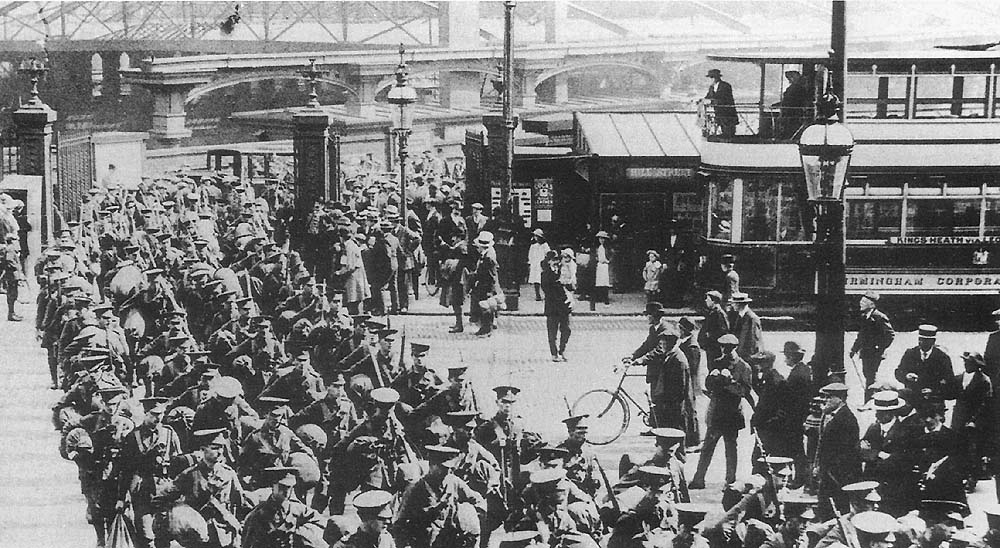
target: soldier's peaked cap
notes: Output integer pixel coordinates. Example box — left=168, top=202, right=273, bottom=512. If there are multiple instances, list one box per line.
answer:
left=370, top=387, right=399, bottom=405
left=842, top=480, right=880, bottom=494
left=353, top=489, right=394, bottom=518
left=424, top=445, right=461, bottom=466
left=851, top=511, right=898, bottom=538
left=674, top=503, right=713, bottom=527
left=493, top=385, right=520, bottom=401
left=211, top=376, right=242, bottom=399
left=193, top=428, right=228, bottom=446
left=140, top=397, right=170, bottom=413
left=443, top=411, right=479, bottom=428
left=263, top=466, right=298, bottom=486
left=562, top=414, right=589, bottom=429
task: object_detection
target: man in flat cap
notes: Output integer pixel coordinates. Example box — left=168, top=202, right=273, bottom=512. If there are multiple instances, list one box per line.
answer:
left=690, top=334, right=753, bottom=489
left=816, top=382, right=861, bottom=518
left=850, top=291, right=894, bottom=399
left=698, top=290, right=730, bottom=365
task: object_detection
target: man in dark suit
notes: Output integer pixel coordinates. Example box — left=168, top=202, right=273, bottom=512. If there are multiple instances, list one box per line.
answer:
left=628, top=301, right=668, bottom=361
left=732, top=292, right=763, bottom=363
left=859, top=391, right=912, bottom=516
left=947, top=352, right=993, bottom=492
left=816, top=382, right=861, bottom=518
left=912, top=399, right=967, bottom=508
left=783, top=341, right=813, bottom=488
left=982, top=309, right=1000, bottom=463
left=894, top=325, right=953, bottom=406
left=464, top=202, right=488, bottom=245
left=705, top=68, right=738, bottom=138
left=850, top=291, right=894, bottom=399
left=632, top=319, right=692, bottom=437
left=698, top=290, right=730, bottom=365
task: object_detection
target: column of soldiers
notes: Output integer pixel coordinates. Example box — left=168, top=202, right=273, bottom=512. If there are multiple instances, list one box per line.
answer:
left=24, top=165, right=1000, bottom=548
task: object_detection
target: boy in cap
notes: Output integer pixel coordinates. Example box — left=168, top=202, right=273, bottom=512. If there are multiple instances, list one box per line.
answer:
left=242, top=466, right=325, bottom=548
left=850, top=291, right=894, bottom=399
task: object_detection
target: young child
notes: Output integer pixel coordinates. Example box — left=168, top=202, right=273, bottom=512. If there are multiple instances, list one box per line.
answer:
left=527, top=229, right=550, bottom=301
left=643, top=250, right=663, bottom=303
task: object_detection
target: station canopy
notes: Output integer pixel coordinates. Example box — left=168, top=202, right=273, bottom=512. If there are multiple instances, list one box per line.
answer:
left=574, top=112, right=701, bottom=161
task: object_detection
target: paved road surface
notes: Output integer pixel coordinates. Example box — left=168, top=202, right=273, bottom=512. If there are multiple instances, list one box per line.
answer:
left=2, top=303, right=998, bottom=546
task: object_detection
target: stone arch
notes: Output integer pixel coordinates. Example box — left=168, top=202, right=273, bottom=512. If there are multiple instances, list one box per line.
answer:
left=534, top=62, right=660, bottom=89
left=186, top=71, right=360, bottom=105
left=372, top=67, right=497, bottom=98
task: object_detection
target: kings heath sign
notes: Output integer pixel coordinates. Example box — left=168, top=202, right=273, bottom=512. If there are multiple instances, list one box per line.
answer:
left=846, top=271, right=1000, bottom=294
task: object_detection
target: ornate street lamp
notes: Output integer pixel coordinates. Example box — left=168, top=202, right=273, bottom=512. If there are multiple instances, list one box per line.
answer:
left=798, top=90, right=854, bottom=381
left=387, top=44, right=417, bottom=224
left=18, top=57, right=49, bottom=107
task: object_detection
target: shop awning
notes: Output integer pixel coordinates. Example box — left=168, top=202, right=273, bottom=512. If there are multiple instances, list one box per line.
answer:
left=575, top=112, right=701, bottom=160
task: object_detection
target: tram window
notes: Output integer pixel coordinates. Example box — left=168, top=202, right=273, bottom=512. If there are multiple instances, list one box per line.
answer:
left=779, top=180, right=809, bottom=241
left=709, top=180, right=733, bottom=240
left=847, top=200, right=901, bottom=240
left=984, top=199, right=1000, bottom=235
left=905, top=199, right=981, bottom=236
left=743, top=179, right=778, bottom=242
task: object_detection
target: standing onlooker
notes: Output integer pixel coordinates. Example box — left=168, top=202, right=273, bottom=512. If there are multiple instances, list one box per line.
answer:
left=678, top=316, right=702, bottom=447
left=559, top=247, right=577, bottom=290
left=439, top=231, right=468, bottom=333
left=849, top=291, right=895, bottom=399
left=698, top=290, right=730, bottom=365
left=632, top=320, right=693, bottom=437
left=783, top=341, right=814, bottom=488
left=720, top=254, right=739, bottom=322
left=470, top=231, right=500, bottom=338
left=731, top=292, right=763, bottom=363
left=593, top=231, right=612, bottom=305
left=704, top=68, right=738, bottom=138
left=816, top=382, right=861, bottom=518
left=643, top=250, right=663, bottom=303
left=947, top=352, right=993, bottom=492
left=335, top=227, right=369, bottom=315
left=12, top=200, right=29, bottom=275
left=1, top=233, right=22, bottom=321
left=527, top=229, right=550, bottom=302
left=541, top=250, right=571, bottom=362
left=894, top=325, right=952, bottom=406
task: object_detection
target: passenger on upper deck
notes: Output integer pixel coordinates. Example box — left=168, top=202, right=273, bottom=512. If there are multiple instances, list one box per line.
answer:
left=773, top=70, right=812, bottom=138
left=705, top=68, right=738, bottom=138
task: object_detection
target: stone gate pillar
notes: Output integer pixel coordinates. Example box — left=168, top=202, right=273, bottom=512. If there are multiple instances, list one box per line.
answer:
left=12, top=81, right=57, bottom=245
left=293, top=108, right=331, bottom=211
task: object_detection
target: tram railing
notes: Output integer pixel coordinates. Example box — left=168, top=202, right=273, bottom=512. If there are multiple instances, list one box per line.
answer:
left=698, top=101, right=812, bottom=143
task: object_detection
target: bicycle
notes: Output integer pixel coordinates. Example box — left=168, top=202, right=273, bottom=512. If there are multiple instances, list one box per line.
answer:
left=571, top=360, right=654, bottom=445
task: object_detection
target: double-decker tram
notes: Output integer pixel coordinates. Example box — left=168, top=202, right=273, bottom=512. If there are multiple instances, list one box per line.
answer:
left=698, top=50, right=1000, bottom=322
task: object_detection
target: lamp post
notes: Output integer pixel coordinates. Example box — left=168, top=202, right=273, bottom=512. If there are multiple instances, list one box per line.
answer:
left=387, top=44, right=416, bottom=224
left=798, top=91, right=854, bottom=381
left=17, top=57, right=49, bottom=107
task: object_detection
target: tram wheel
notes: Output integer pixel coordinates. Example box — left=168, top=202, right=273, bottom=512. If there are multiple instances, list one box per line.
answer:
left=572, top=389, right=629, bottom=445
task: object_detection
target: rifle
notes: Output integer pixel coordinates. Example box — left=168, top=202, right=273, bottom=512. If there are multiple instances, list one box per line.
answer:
left=830, top=497, right=862, bottom=548
left=595, top=458, right=621, bottom=514
left=397, top=324, right=407, bottom=373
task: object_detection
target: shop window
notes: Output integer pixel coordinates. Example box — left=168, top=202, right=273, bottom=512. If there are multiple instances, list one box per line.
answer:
left=779, top=179, right=809, bottom=241
left=710, top=179, right=733, bottom=240
left=847, top=200, right=902, bottom=239
left=906, top=199, right=981, bottom=236
left=743, top=178, right=778, bottom=241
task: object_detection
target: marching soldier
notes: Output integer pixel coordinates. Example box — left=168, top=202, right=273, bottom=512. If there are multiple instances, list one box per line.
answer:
left=444, top=410, right=503, bottom=547
left=289, top=374, right=361, bottom=453
left=168, top=428, right=249, bottom=548
left=242, top=466, right=326, bottom=548
left=394, top=445, right=486, bottom=548
left=239, top=403, right=309, bottom=488
left=117, top=397, right=183, bottom=548
left=1, top=232, right=23, bottom=321
left=333, top=490, right=397, bottom=548
left=556, top=415, right=600, bottom=499
left=475, top=386, right=540, bottom=506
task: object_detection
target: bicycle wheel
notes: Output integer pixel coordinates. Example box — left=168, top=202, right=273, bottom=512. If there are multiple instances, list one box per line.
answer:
left=572, top=389, right=629, bottom=445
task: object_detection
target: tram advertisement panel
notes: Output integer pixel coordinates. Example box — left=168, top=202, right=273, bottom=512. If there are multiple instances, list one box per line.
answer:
left=846, top=269, right=1000, bottom=294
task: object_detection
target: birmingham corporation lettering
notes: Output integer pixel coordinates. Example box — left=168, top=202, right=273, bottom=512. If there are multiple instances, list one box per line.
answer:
left=845, top=271, right=1000, bottom=294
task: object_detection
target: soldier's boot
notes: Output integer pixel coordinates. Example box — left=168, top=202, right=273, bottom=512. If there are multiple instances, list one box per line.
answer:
left=6, top=292, right=20, bottom=321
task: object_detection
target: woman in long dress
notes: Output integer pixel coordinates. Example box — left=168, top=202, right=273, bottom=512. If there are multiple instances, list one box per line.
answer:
left=526, top=229, right=550, bottom=301
left=594, top=231, right=612, bottom=305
